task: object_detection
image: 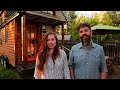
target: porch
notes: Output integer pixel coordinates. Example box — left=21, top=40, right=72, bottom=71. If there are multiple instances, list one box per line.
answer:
left=16, top=61, right=35, bottom=78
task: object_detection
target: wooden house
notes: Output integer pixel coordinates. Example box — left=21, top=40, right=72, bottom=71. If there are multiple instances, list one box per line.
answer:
left=0, top=11, right=66, bottom=75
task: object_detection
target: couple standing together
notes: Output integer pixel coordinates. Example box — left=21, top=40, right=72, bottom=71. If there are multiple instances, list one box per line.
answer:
left=34, top=22, right=108, bottom=79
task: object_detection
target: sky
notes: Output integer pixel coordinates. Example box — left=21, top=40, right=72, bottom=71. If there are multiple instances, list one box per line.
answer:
left=75, top=11, right=100, bottom=17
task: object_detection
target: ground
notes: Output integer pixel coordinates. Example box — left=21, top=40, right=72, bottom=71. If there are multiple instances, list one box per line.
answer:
left=0, top=62, right=120, bottom=79
left=107, top=65, right=120, bottom=79
left=0, top=63, right=21, bottom=79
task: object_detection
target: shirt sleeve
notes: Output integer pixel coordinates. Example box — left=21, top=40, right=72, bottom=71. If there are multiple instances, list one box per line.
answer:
left=68, top=47, right=74, bottom=68
left=99, top=47, right=108, bottom=72
left=33, top=55, right=41, bottom=79
left=62, top=50, right=71, bottom=79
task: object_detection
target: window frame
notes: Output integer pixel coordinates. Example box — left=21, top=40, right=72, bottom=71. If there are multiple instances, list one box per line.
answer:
left=5, top=25, right=8, bottom=43
left=0, top=29, right=2, bottom=45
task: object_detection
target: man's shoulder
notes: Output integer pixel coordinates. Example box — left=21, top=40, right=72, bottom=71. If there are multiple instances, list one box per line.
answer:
left=71, top=43, right=81, bottom=49
left=93, top=43, right=103, bottom=49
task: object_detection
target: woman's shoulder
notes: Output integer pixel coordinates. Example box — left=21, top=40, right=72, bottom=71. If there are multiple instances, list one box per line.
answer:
left=59, top=48, right=64, bottom=52
left=59, top=49, right=66, bottom=55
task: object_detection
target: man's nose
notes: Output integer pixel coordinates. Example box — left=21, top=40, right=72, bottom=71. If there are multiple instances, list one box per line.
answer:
left=82, top=31, right=86, bottom=35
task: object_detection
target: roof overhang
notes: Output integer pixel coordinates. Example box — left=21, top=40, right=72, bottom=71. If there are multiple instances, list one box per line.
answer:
left=25, top=11, right=66, bottom=26
left=92, top=24, right=120, bottom=35
left=0, top=11, right=19, bottom=29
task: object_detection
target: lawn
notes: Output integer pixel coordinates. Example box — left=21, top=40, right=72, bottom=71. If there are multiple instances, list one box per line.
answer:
left=0, top=62, right=21, bottom=79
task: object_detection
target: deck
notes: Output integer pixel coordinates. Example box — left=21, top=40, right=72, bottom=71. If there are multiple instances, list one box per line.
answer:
left=16, top=61, right=35, bottom=78
left=107, top=64, right=120, bottom=79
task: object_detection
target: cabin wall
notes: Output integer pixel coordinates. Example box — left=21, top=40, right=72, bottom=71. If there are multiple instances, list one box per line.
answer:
left=0, top=20, right=16, bottom=67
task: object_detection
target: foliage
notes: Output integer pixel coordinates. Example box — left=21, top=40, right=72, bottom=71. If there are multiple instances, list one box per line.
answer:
left=70, top=17, right=80, bottom=41
left=70, top=11, right=120, bottom=41
left=107, top=11, right=120, bottom=26
left=63, top=11, right=77, bottom=35
left=0, top=63, right=21, bottom=79
left=55, top=25, right=61, bottom=35
left=97, top=11, right=112, bottom=25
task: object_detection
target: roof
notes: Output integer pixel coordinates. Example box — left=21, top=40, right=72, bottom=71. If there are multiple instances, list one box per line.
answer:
left=91, top=24, right=120, bottom=30
left=91, top=24, right=120, bottom=35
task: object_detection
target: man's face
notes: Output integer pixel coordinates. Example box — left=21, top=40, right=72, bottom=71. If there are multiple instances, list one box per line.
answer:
left=79, top=27, right=92, bottom=46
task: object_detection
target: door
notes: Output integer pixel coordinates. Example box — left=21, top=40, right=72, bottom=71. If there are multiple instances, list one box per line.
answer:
left=26, top=25, right=36, bottom=61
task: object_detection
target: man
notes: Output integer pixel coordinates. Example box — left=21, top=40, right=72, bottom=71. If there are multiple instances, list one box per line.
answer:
left=69, top=22, right=108, bottom=79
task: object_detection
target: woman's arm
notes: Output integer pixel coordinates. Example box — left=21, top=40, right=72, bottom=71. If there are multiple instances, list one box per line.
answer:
left=34, top=55, right=41, bottom=79
left=62, top=50, right=71, bottom=79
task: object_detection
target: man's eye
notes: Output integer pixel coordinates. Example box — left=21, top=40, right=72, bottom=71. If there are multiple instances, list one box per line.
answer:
left=80, top=31, right=83, bottom=33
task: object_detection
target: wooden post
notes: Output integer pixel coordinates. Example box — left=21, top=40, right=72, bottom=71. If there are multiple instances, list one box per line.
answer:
left=61, top=23, right=64, bottom=49
left=40, top=24, right=43, bottom=39
left=21, top=15, right=26, bottom=68
left=52, top=26, right=56, bottom=32
left=15, top=19, right=18, bottom=65
left=37, top=24, right=43, bottom=52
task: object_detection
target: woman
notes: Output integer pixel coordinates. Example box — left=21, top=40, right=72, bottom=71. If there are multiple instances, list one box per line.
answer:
left=34, top=31, right=70, bottom=79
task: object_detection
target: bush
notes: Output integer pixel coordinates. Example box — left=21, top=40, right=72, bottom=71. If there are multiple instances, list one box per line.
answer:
left=0, top=63, right=21, bottom=79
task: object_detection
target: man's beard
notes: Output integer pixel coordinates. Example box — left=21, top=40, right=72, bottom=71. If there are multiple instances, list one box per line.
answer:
left=80, top=34, right=91, bottom=46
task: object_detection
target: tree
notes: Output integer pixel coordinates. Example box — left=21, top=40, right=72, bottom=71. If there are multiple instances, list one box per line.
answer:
left=70, top=17, right=80, bottom=41
left=98, top=11, right=112, bottom=25
left=107, top=11, right=120, bottom=26
left=63, top=11, right=77, bottom=34
left=70, top=14, right=99, bottom=41
left=70, top=11, right=120, bottom=42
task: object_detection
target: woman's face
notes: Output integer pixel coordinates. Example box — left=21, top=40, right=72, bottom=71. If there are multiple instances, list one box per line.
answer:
left=47, top=34, right=56, bottom=49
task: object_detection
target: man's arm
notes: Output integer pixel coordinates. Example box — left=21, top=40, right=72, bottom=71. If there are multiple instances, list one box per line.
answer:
left=100, top=47, right=108, bottom=79
left=62, top=50, right=71, bottom=79
left=70, top=68, right=75, bottom=79
left=68, top=47, right=75, bottom=79
left=101, top=72, right=108, bottom=79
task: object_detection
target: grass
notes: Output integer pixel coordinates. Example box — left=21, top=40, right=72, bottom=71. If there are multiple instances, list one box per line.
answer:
left=0, top=63, right=22, bottom=79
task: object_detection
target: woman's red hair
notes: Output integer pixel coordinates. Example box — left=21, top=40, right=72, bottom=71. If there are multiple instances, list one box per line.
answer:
left=37, top=31, right=60, bottom=76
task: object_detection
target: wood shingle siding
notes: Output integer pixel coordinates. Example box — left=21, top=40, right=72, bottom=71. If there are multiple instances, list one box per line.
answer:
left=0, top=20, right=16, bottom=67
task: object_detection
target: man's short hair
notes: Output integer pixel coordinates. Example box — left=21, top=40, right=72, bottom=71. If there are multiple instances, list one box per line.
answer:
left=77, top=22, right=91, bottom=32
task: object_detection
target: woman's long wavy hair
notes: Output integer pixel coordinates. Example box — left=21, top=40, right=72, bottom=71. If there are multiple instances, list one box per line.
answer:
left=37, top=31, right=60, bottom=75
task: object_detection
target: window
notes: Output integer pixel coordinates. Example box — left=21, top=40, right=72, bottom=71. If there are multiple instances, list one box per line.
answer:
left=0, top=17, right=2, bottom=25
left=5, top=26, right=8, bottom=43
left=0, top=30, right=2, bottom=44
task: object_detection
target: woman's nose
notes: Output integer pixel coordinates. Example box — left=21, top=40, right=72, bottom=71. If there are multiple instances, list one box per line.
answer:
left=49, top=40, right=52, bottom=43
